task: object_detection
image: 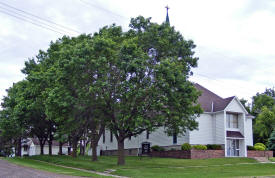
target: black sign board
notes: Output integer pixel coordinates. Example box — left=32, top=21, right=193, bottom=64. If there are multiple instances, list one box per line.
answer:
left=141, top=142, right=150, bottom=154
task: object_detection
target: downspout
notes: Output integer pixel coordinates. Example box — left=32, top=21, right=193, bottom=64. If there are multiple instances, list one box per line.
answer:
left=211, top=101, right=214, bottom=112
left=243, top=113, right=247, bottom=157
left=224, top=110, right=227, bottom=157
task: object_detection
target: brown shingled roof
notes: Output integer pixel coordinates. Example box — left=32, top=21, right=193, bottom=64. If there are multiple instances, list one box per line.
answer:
left=194, top=83, right=235, bottom=112
left=226, top=131, right=244, bottom=138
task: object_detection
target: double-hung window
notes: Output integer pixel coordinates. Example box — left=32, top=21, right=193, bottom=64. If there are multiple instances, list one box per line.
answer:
left=227, top=114, right=238, bottom=129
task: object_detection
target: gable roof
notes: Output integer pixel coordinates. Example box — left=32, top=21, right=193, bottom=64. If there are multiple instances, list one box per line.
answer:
left=194, top=83, right=235, bottom=112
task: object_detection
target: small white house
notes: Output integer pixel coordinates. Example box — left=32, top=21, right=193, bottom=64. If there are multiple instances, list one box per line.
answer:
left=21, top=138, right=69, bottom=156
left=97, top=83, right=254, bottom=157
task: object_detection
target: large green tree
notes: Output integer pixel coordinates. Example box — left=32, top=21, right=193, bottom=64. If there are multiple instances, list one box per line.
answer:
left=252, top=89, right=275, bottom=116
left=252, top=88, right=275, bottom=144
left=254, top=106, right=275, bottom=144
left=92, top=17, right=202, bottom=165
left=0, top=82, right=29, bottom=156
left=38, top=35, right=106, bottom=160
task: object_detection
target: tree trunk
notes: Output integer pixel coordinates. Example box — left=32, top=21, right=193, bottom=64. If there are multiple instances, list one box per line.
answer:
left=82, top=140, right=86, bottom=155
left=16, top=138, right=21, bottom=157
left=71, top=138, right=78, bottom=158
left=68, top=146, right=71, bottom=155
left=39, top=139, right=44, bottom=155
left=79, top=140, right=84, bottom=156
left=91, top=140, right=98, bottom=161
left=59, top=142, right=63, bottom=155
left=48, top=139, right=52, bottom=156
left=117, top=138, right=125, bottom=165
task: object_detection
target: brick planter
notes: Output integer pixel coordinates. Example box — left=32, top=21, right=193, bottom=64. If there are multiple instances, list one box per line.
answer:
left=247, top=150, right=273, bottom=158
left=152, top=149, right=225, bottom=159
left=151, top=150, right=191, bottom=159
left=190, top=149, right=224, bottom=159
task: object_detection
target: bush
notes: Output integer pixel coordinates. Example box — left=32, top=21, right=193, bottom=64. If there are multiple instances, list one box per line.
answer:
left=254, top=143, right=266, bottom=150
left=181, top=143, right=192, bottom=151
left=151, top=145, right=164, bottom=152
left=206, top=144, right=222, bottom=150
left=254, top=145, right=265, bottom=151
left=192, top=145, right=207, bottom=150
left=170, top=148, right=176, bottom=151
left=247, top=145, right=255, bottom=150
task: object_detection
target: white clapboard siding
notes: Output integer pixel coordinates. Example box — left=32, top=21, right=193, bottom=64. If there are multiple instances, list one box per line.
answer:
left=245, top=117, right=253, bottom=146
left=189, top=114, right=214, bottom=144
left=99, top=127, right=189, bottom=151
left=225, top=98, right=244, bottom=113
left=215, top=112, right=225, bottom=144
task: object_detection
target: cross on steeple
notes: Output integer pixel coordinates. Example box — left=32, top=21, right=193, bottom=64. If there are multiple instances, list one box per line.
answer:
left=165, top=5, right=170, bottom=25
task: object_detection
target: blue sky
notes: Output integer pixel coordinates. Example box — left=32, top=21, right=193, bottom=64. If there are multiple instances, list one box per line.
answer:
left=0, top=0, right=275, bottom=105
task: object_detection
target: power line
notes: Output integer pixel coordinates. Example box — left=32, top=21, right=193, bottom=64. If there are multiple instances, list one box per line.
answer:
left=0, top=9, right=66, bottom=35
left=79, top=0, right=127, bottom=20
left=0, top=1, right=81, bottom=35
left=0, top=6, right=76, bottom=36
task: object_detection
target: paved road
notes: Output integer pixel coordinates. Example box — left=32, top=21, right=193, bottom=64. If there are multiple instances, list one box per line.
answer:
left=0, top=159, right=82, bottom=178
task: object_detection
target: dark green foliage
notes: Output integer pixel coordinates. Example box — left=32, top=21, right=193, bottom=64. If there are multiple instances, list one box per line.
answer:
left=252, top=93, right=275, bottom=115
left=181, top=143, right=192, bottom=151
left=247, top=146, right=255, bottom=150
left=254, top=106, right=275, bottom=145
left=0, top=16, right=202, bottom=165
left=192, top=145, right=207, bottom=150
left=206, top=144, right=222, bottom=150
left=268, top=130, right=275, bottom=151
left=151, top=145, right=165, bottom=152
left=252, top=89, right=275, bottom=145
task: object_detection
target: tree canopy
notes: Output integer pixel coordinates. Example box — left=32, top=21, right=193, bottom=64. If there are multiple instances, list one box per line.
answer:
left=0, top=16, right=202, bottom=165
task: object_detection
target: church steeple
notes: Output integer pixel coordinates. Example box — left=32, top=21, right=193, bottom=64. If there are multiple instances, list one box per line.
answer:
left=165, top=5, right=170, bottom=25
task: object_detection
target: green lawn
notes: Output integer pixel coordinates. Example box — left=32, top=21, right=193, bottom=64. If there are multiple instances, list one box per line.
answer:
left=6, top=155, right=275, bottom=178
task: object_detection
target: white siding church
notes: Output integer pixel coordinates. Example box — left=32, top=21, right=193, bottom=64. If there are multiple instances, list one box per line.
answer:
left=97, top=83, right=254, bottom=157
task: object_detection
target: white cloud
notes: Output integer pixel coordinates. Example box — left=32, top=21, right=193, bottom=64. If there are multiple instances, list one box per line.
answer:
left=0, top=0, right=275, bottom=105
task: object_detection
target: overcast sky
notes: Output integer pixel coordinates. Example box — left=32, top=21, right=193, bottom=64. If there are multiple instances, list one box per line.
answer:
left=0, top=0, right=274, bottom=105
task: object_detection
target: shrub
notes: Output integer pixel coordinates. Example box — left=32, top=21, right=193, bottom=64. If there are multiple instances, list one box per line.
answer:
left=254, top=143, right=266, bottom=150
left=181, top=143, right=192, bottom=151
left=206, top=144, right=222, bottom=150
left=192, top=145, right=207, bottom=150
left=254, top=145, right=265, bottom=151
left=151, top=145, right=164, bottom=152
left=247, top=145, right=255, bottom=150
left=170, top=148, right=176, bottom=151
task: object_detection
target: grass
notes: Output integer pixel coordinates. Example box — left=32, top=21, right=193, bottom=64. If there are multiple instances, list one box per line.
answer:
left=270, top=157, right=275, bottom=162
left=6, top=155, right=275, bottom=178
left=5, top=157, right=107, bottom=177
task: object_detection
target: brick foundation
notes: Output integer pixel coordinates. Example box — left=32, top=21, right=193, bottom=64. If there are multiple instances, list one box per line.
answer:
left=102, top=148, right=139, bottom=156
left=190, top=150, right=225, bottom=159
left=247, top=150, right=273, bottom=158
left=151, top=150, right=191, bottom=159
left=151, top=149, right=225, bottom=159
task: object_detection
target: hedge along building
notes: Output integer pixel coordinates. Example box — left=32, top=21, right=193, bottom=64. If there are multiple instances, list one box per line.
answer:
left=97, top=83, right=254, bottom=157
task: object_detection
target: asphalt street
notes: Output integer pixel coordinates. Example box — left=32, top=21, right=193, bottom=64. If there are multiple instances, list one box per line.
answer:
left=0, top=159, right=82, bottom=178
